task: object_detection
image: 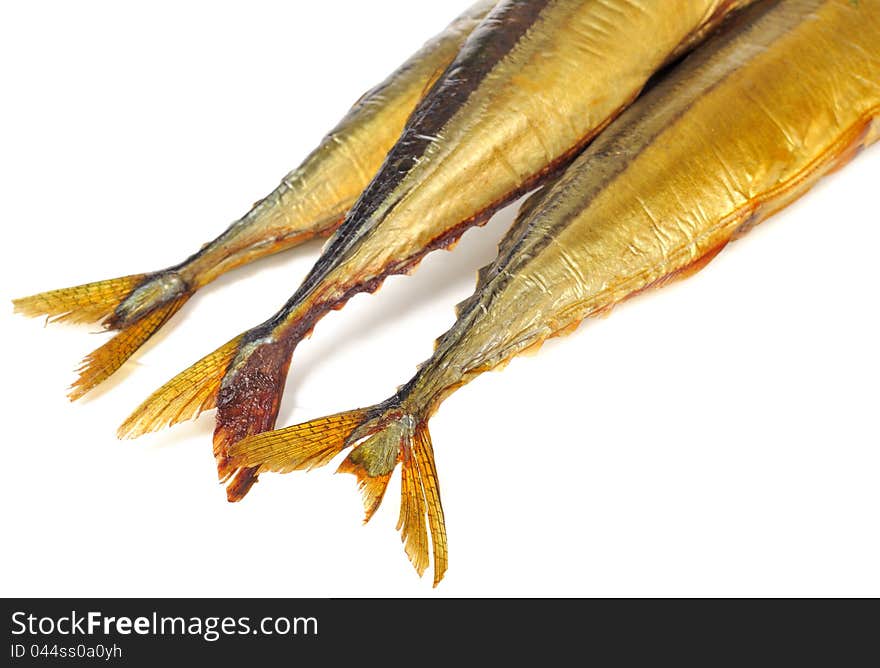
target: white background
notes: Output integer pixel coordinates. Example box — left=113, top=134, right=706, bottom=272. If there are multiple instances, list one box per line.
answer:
left=1, top=1, right=878, bottom=597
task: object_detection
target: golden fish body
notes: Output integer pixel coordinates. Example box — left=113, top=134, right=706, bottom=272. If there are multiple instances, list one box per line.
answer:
left=180, top=0, right=497, bottom=288
left=120, top=0, right=754, bottom=500
left=12, top=0, right=493, bottom=399
left=409, top=0, right=880, bottom=407
left=228, top=0, right=880, bottom=585
left=285, top=0, right=755, bottom=311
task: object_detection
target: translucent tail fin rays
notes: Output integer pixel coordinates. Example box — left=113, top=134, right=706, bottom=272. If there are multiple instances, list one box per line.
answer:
left=117, top=335, right=244, bottom=439
left=226, top=403, right=448, bottom=585
left=13, top=274, right=149, bottom=326
left=14, top=271, right=193, bottom=400
left=69, top=296, right=188, bottom=400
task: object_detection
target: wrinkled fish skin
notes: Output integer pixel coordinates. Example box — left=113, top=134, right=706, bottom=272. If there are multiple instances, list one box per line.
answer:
left=266, top=0, right=755, bottom=325
left=227, top=0, right=880, bottom=584
left=403, top=0, right=880, bottom=412
left=178, top=0, right=497, bottom=288
left=120, top=0, right=755, bottom=497
left=12, top=0, right=493, bottom=400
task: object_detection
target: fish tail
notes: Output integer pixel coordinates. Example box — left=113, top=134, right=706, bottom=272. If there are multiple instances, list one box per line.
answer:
left=224, top=407, right=371, bottom=499
left=14, top=270, right=194, bottom=399
left=212, top=334, right=298, bottom=482
left=119, top=314, right=302, bottom=486
left=68, top=295, right=190, bottom=401
left=226, top=401, right=448, bottom=586
left=117, top=334, right=245, bottom=439
left=225, top=466, right=260, bottom=502
left=13, top=274, right=149, bottom=325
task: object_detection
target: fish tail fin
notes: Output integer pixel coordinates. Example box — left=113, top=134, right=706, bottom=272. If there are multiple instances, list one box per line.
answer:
left=212, top=334, right=299, bottom=482
left=117, top=334, right=245, bottom=439
left=13, top=274, right=150, bottom=325
left=224, top=406, right=371, bottom=500
left=225, top=466, right=261, bottom=502
left=14, top=270, right=194, bottom=399
left=119, top=314, right=300, bottom=486
left=227, top=401, right=448, bottom=586
left=68, top=295, right=190, bottom=401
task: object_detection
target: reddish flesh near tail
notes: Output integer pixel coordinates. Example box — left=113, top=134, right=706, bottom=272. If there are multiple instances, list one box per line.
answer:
left=214, top=339, right=294, bottom=481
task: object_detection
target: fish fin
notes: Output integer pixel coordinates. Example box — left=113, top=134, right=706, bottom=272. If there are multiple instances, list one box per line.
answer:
left=401, top=424, right=447, bottom=586
left=224, top=406, right=372, bottom=502
left=68, top=296, right=188, bottom=401
left=13, top=274, right=149, bottom=326
left=227, top=403, right=448, bottom=585
left=15, top=271, right=196, bottom=398
left=117, top=334, right=244, bottom=439
left=213, top=336, right=296, bottom=482
left=225, top=466, right=261, bottom=502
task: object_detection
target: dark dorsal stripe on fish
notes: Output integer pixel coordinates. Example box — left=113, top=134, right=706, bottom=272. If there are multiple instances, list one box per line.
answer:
left=443, top=0, right=812, bottom=343
left=279, top=0, right=554, bottom=314
left=14, top=0, right=496, bottom=400
left=221, top=0, right=880, bottom=586
left=123, top=0, right=767, bottom=505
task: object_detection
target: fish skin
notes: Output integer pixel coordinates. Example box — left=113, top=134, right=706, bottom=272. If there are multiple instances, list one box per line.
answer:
left=267, top=0, right=757, bottom=318
left=12, top=0, right=494, bottom=399
left=409, top=0, right=880, bottom=406
left=175, top=0, right=498, bottom=290
left=123, top=0, right=754, bottom=490
left=227, top=0, right=880, bottom=584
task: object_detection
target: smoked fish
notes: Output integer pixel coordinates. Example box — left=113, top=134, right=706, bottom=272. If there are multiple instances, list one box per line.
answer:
left=226, top=0, right=880, bottom=584
left=12, top=0, right=494, bottom=400
left=120, top=0, right=754, bottom=501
